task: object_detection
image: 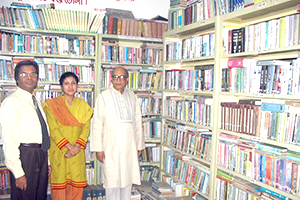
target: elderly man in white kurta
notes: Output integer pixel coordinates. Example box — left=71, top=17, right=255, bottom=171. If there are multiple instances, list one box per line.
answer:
left=90, top=67, right=145, bottom=200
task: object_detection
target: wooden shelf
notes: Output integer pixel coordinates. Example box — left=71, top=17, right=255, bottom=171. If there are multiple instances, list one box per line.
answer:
left=164, top=55, right=215, bottom=65
left=163, top=144, right=211, bottom=166
left=164, top=17, right=216, bottom=38
left=218, top=166, right=299, bottom=200
left=162, top=117, right=212, bottom=131
left=219, top=92, right=300, bottom=101
left=222, top=45, right=300, bottom=59
left=0, top=52, right=95, bottom=60
left=0, top=26, right=98, bottom=36
left=218, top=129, right=300, bottom=152
left=100, top=34, right=163, bottom=42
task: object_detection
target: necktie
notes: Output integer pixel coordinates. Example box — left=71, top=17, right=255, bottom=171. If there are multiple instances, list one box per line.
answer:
left=32, top=95, right=50, bottom=153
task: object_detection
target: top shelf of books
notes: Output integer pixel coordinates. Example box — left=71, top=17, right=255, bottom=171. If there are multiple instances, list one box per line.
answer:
left=0, top=26, right=98, bottom=37
left=0, top=6, right=105, bottom=33
left=100, top=34, right=163, bottom=42
left=164, top=17, right=216, bottom=38
left=222, top=0, right=299, bottom=25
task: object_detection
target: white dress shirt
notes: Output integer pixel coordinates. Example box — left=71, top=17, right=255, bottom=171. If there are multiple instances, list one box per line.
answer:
left=0, top=87, right=48, bottom=178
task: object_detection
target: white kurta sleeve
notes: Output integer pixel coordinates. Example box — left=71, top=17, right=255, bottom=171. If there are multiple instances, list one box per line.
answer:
left=90, top=93, right=105, bottom=152
left=134, top=95, right=145, bottom=151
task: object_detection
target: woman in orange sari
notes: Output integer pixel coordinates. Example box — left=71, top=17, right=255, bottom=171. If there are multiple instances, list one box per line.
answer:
left=43, top=72, right=93, bottom=200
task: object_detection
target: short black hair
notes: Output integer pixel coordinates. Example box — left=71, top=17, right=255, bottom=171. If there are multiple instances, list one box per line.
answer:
left=14, top=60, right=39, bottom=83
left=59, top=72, right=79, bottom=85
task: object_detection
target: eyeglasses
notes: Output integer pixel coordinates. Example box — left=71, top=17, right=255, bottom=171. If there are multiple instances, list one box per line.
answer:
left=19, top=72, right=38, bottom=78
left=112, top=75, right=127, bottom=80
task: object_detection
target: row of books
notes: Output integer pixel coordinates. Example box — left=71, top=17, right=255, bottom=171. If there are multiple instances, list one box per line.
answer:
left=165, top=33, right=215, bottom=61
left=83, top=185, right=105, bottom=200
left=223, top=14, right=300, bottom=54
left=164, top=151, right=210, bottom=195
left=37, top=59, right=95, bottom=83
left=102, top=42, right=163, bottom=65
left=218, top=134, right=300, bottom=196
left=164, top=122, right=212, bottom=161
left=222, top=59, right=300, bottom=95
left=140, top=166, right=159, bottom=181
left=86, top=161, right=95, bottom=185
left=168, top=0, right=258, bottom=30
left=0, top=84, right=94, bottom=107
left=140, top=144, right=161, bottom=163
left=164, top=96, right=213, bottom=127
left=35, top=90, right=94, bottom=107
left=141, top=43, right=164, bottom=66
left=163, top=175, right=193, bottom=198
left=142, top=118, right=162, bottom=139
left=102, top=15, right=167, bottom=38
left=0, top=57, right=95, bottom=83
left=216, top=172, right=287, bottom=200
left=0, top=168, right=10, bottom=190
left=151, top=181, right=175, bottom=198
left=168, top=0, right=215, bottom=30
left=0, top=31, right=95, bottom=56
left=101, top=66, right=163, bottom=90
left=165, top=66, right=214, bottom=91
left=138, top=95, right=162, bottom=115
left=220, top=99, right=300, bottom=145
left=0, top=6, right=105, bottom=33
left=84, top=143, right=95, bottom=160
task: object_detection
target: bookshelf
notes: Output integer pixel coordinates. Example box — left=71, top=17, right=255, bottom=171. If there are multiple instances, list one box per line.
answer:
left=163, top=0, right=300, bottom=199
left=98, top=33, right=164, bottom=181
left=0, top=24, right=100, bottom=187
left=162, top=9, right=216, bottom=199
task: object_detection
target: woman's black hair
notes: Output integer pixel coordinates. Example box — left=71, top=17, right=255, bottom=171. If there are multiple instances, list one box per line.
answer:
left=59, top=72, right=79, bottom=85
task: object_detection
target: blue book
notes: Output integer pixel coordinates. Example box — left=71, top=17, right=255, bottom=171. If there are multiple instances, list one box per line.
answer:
left=260, top=187, right=286, bottom=200
left=261, top=102, right=285, bottom=113
left=107, top=46, right=111, bottom=62
left=89, top=185, right=105, bottom=199
left=83, top=186, right=92, bottom=200
left=11, top=3, right=32, bottom=9
left=30, top=10, right=39, bottom=29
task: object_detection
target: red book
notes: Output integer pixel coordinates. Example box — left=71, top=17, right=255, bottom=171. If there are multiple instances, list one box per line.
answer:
left=227, top=58, right=244, bottom=68
left=107, top=17, right=114, bottom=34
left=228, top=30, right=232, bottom=54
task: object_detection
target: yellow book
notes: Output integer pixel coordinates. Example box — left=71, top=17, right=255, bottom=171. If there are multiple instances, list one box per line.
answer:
left=52, top=9, right=58, bottom=30
left=70, top=10, right=75, bottom=32
left=86, top=12, right=92, bottom=32
left=128, top=73, right=132, bottom=88
left=67, top=10, right=72, bottom=32
left=59, top=9, right=65, bottom=31
left=236, top=147, right=240, bottom=174
left=56, top=9, right=62, bottom=31
left=279, top=17, right=285, bottom=48
left=24, top=9, right=34, bottom=29
left=47, top=9, right=55, bottom=30
left=62, top=9, right=68, bottom=31
left=41, top=8, right=49, bottom=30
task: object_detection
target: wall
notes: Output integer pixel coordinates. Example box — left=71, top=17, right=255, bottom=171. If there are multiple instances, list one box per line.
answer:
left=1, top=0, right=169, bottom=19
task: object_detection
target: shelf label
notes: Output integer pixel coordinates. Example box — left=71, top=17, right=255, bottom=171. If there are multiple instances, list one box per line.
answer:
left=251, top=136, right=262, bottom=142
left=257, top=48, right=269, bottom=53
left=44, top=85, right=50, bottom=91
left=253, top=93, right=265, bottom=97
left=200, top=20, right=207, bottom=25
left=256, top=1, right=267, bottom=9
left=249, top=179, right=256, bottom=183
